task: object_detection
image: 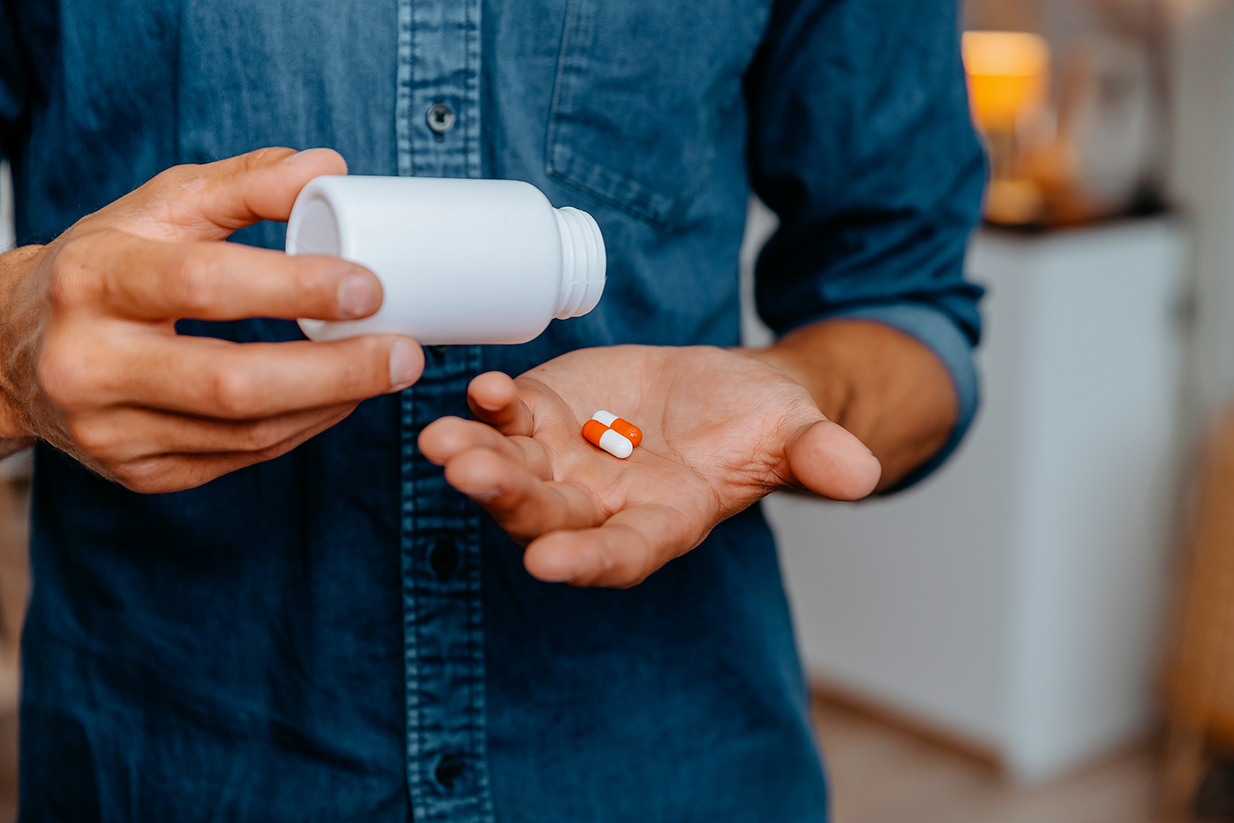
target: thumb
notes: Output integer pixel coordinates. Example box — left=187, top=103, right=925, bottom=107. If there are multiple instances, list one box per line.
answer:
left=784, top=419, right=882, bottom=501
left=117, top=147, right=348, bottom=242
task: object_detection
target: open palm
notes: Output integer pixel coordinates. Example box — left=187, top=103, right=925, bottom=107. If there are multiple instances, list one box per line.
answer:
left=418, top=344, right=881, bottom=587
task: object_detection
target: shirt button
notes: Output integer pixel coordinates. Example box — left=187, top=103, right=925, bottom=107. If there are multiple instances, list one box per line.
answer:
left=430, top=537, right=460, bottom=582
left=426, top=102, right=456, bottom=135
left=435, top=754, right=463, bottom=789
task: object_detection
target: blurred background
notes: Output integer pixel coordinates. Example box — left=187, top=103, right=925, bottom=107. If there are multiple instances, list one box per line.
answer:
left=745, top=0, right=1234, bottom=820
left=4, top=0, right=1234, bottom=820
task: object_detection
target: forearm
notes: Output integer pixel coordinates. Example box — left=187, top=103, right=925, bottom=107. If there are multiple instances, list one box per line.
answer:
left=746, top=318, right=959, bottom=492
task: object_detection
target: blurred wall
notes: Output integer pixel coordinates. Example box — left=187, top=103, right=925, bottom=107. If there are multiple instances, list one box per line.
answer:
left=965, top=0, right=1043, bottom=31
left=1167, top=0, right=1234, bottom=426
left=1, top=162, right=12, bottom=252
left=0, top=163, right=27, bottom=481
left=967, top=0, right=1234, bottom=427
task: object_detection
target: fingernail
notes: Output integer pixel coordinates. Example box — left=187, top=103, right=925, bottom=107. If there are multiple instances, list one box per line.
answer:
left=338, top=273, right=379, bottom=318
left=287, top=147, right=335, bottom=164
left=389, top=340, right=422, bottom=389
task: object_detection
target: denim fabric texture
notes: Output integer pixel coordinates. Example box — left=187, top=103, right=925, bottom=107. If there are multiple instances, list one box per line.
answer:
left=1, top=0, right=985, bottom=820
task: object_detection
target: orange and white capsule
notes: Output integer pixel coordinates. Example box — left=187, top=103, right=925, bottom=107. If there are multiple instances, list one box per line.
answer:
left=590, top=410, right=642, bottom=447
left=582, top=415, right=636, bottom=459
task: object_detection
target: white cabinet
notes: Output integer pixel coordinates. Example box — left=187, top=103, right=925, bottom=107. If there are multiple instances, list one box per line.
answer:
left=769, top=219, right=1188, bottom=783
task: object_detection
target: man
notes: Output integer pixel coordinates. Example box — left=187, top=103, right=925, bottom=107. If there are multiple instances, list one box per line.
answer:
left=0, top=0, right=984, bottom=819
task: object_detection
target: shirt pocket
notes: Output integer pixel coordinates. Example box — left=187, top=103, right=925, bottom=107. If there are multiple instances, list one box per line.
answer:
left=546, top=0, right=772, bottom=227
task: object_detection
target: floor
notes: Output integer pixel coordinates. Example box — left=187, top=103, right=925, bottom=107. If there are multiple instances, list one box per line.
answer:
left=813, top=697, right=1182, bottom=823
left=0, top=477, right=1205, bottom=822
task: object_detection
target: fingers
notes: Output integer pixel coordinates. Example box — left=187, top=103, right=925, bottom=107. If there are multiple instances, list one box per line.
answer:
left=784, top=419, right=881, bottom=501
left=110, top=407, right=352, bottom=494
left=441, top=448, right=605, bottom=545
left=196, top=147, right=347, bottom=231
left=67, top=402, right=357, bottom=464
left=120, top=147, right=349, bottom=242
left=523, top=504, right=697, bottom=588
left=59, top=334, right=423, bottom=419
left=92, top=232, right=382, bottom=322
left=430, top=431, right=705, bottom=587
left=422, top=401, right=601, bottom=544
left=466, top=372, right=535, bottom=436
left=419, top=417, right=553, bottom=480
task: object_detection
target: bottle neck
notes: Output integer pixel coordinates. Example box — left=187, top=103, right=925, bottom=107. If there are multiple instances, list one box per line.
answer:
left=553, top=207, right=607, bottom=319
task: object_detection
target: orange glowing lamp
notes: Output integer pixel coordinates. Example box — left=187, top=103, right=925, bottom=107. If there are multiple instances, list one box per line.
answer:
left=962, top=31, right=1050, bottom=134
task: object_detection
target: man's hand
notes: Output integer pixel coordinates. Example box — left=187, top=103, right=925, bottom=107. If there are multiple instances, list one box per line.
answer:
left=0, top=148, right=424, bottom=492
left=419, top=344, right=883, bottom=588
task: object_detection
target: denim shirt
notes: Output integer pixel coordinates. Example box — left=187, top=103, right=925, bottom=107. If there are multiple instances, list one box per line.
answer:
left=1, top=1, right=984, bottom=820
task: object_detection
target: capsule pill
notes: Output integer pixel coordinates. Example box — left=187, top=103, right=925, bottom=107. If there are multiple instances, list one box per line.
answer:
left=590, top=410, right=642, bottom=447
left=582, top=414, right=638, bottom=459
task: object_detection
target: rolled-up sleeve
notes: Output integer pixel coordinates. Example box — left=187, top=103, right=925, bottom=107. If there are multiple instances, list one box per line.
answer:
left=745, top=0, right=986, bottom=488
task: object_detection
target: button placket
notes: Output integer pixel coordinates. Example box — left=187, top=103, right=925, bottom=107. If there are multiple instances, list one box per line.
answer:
left=400, top=347, right=491, bottom=822
left=397, top=0, right=492, bottom=820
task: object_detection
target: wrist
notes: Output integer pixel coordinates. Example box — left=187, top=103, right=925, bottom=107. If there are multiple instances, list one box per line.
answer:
left=741, top=327, right=857, bottom=427
left=743, top=318, right=959, bottom=490
left=0, top=245, right=47, bottom=441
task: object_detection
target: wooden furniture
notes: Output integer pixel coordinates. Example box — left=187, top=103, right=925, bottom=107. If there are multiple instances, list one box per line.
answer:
left=1161, top=409, right=1234, bottom=821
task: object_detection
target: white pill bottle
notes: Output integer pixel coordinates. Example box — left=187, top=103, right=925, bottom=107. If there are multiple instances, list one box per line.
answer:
left=286, top=176, right=607, bottom=345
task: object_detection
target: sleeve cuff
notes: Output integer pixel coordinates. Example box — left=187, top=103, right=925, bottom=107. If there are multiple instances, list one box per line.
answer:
left=792, top=303, right=979, bottom=492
